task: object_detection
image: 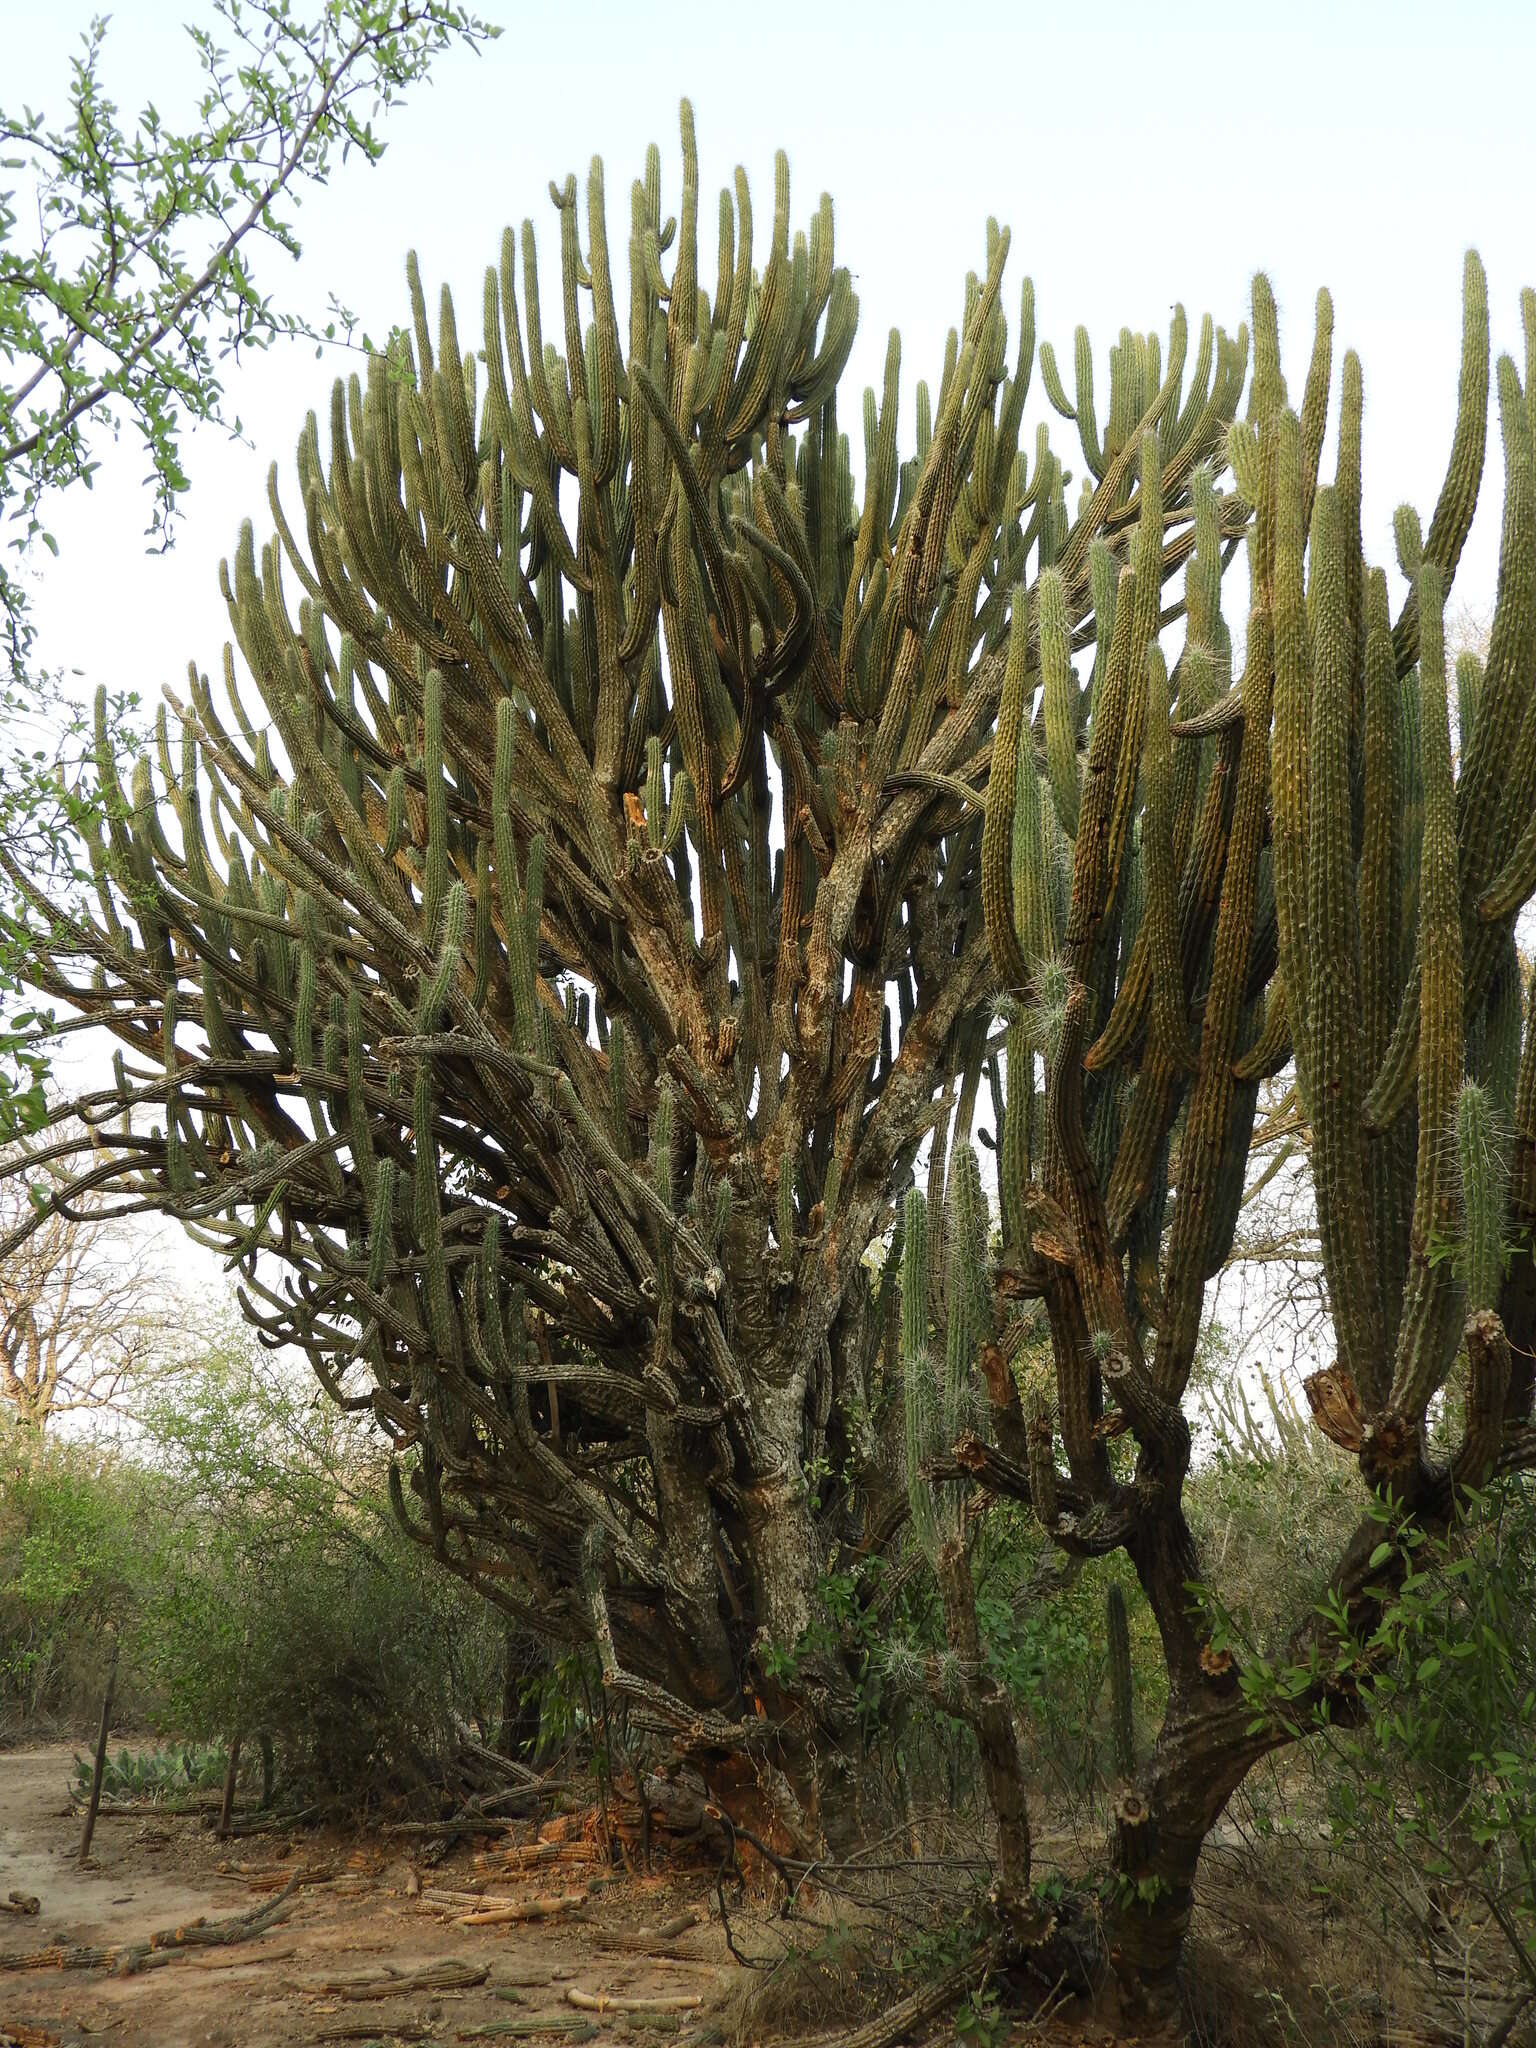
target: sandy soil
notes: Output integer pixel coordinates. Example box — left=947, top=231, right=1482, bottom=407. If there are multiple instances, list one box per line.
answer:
left=0, top=1743, right=743, bottom=2048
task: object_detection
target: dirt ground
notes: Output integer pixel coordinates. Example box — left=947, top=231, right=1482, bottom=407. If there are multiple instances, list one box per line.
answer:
left=0, top=1743, right=750, bottom=2048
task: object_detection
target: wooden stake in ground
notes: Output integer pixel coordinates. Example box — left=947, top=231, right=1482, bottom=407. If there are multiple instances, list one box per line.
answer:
left=217, top=1732, right=243, bottom=1841
left=78, top=1629, right=119, bottom=1864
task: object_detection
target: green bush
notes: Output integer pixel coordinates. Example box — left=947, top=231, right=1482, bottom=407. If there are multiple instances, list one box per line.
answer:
left=1, top=1340, right=510, bottom=1812
left=0, top=1435, right=150, bottom=1728
left=1311, top=1479, right=1536, bottom=2021
left=136, top=1346, right=509, bottom=1811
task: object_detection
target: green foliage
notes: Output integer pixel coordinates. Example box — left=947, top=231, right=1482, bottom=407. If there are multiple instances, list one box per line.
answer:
left=1241, top=1479, right=1536, bottom=2011
left=0, top=2, right=499, bottom=653
left=132, top=1348, right=503, bottom=1805
left=1346, top=1486, right=1535, bottom=1968
left=0, top=1344, right=504, bottom=1808
left=0, top=1430, right=142, bottom=1722
left=952, top=1982, right=1009, bottom=2046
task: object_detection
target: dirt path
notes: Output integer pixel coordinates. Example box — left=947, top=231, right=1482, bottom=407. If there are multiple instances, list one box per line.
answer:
left=0, top=1744, right=743, bottom=2048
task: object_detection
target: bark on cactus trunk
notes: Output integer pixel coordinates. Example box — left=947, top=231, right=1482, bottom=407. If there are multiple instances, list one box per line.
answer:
left=1102, top=1693, right=1265, bottom=2011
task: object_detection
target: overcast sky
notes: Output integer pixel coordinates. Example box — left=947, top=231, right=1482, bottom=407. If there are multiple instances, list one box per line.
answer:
left=8, top=0, right=1536, bottom=1326
left=13, top=0, right=1536, bottom=705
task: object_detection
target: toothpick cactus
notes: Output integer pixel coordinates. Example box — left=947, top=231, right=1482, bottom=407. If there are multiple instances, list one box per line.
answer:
left=959, top=249, right=1536, bottom=2002
left=0, top=105, right=1247, bottom=1846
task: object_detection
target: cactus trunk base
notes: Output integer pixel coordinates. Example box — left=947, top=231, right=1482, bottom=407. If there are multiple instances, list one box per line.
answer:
left=935, top=1536, right=1034, bottom=1920
left=1102, top=1695, right=1267, bottom=2017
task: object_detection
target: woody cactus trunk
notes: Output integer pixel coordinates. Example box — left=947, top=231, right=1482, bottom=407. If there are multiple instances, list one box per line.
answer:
left=4, top=104, right=1536, bottom=2002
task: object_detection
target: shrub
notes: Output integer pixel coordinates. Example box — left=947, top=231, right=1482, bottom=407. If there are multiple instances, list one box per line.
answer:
left=1304, top=1478, right=1536, bottom=2033
left=0, top=1432, right=150, bottom=1729
left=130, top=1343, right=507, bottom=1812
left=1, top=1340, right=509, bottom=1812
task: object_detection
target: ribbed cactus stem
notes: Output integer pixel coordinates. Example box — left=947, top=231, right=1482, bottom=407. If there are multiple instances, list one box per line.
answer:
left=1456, top=1081, right=1506, bottom=1316
left=1038, top=568, right=1080, bottom=838
left=1390, top=561, right=1467, bottom=1421
left=650, top=1081, right=676, bottom=1206
left=943, top=1143, right=988, bottom=1443
left=1106, top=1581, right=1136, bottom=1779
left=901, top=1186, right=940, bottom=1563
left=417, top=879, right=467, bottom=1030
left=999, top=1011, right=1032, bottom=1254
left=981, top=586, right=1034, bottom=993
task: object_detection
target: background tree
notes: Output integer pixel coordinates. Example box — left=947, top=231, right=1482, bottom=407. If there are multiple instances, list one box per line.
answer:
left=0, top=1128, right=190, bottom=1436
left=0, top=0, right=498, bottom=1133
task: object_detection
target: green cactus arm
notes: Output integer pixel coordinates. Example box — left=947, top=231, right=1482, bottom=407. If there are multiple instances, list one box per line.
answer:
left=1061, top=564, right=1137, bottom=982
left=1389, top=563, right=1467, bottom=1421
left=943, top=1143, right=989, bottom=1443
left=1039, top=339, right=1076, bottom=421
left=1306, top=487, right=1387, bottom=1408
left=1456, top=1082, right=1506, bottom=1318
left=1393, top=252, right=1490, bottom=676
left=981, top=588, right=1035, bottom=995
left=1297, top=288, right=1334, bottom=533
left=1082, top=634, right=1196, bottom=1077
left=1072, top=325, right=1104, bottom=480
left=1157, top=599, right=1273, bottom=1397
left=1368, top=356, right=1536, bottom=1128
left=1139, top=646, right=1197, bottom=1072
left=1037, top=567, right=1082, bottom=839
left=1103, top=717, right=1242, bottom=1243
left=1269, top=411, right=1312, bottom=1098
left=1105, top=1580, right=1136, bottom=1778
left=1359, top=568, right=1411, bottom=1344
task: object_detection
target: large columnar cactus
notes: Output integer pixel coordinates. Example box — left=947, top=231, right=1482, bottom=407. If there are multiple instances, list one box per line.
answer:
left=0, top=107, right=1244, bottom=1853
left=952, top=252, right=1536, bottom=2003
left=3, top=105, right=1533, bottom=2006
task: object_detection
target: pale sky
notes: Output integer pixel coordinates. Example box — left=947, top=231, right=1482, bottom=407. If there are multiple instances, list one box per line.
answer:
left=12, top=0, right=1536, bottom=703
left=7, top=0, right=1536, bottom=1318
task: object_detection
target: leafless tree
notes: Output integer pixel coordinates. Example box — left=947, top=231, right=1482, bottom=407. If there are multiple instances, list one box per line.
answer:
left=0, top=1132, right=189, bottom=1435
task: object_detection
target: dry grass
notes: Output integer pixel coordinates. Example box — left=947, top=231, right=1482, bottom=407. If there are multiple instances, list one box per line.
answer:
left=699, top=1810, right=999, bottom=2045
left=1186, top=1770, right=1535, bottom=2048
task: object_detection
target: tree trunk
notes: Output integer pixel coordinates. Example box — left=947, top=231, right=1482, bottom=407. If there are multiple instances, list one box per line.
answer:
left=936, top=1534, right=1034, bottom=1921
left=496, top=1624, right=542, bottom=1760
left=1102, top=1671, right=1274, bottom=2013
left=217, top=1733, right=243, bottom=1840
left=78, top=1631, right=119, bottom=1864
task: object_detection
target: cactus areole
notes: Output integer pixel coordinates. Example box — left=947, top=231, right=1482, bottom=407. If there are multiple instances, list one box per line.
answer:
left=5, top=106, right=1536, bottom=2009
